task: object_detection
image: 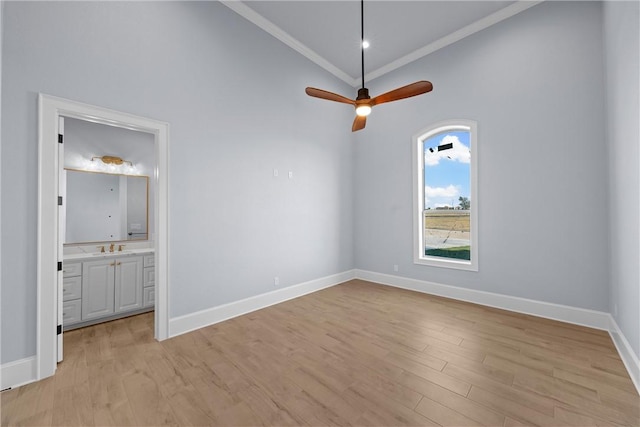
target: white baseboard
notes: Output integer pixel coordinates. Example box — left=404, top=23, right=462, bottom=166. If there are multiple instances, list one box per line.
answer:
left=608, top=315, right=640, bottom=394
left=5, top=270, right=638, bottom=396
left=355, top=270, right=611, bottom=330
left=0, top=356, right=37, bottom=391
left=355, top=269, right=640, bottom=395
left=169, top=270, right=355, bottom=338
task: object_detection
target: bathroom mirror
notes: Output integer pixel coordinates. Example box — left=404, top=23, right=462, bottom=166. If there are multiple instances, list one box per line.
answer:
left=64, top=169, right=149, bottom=244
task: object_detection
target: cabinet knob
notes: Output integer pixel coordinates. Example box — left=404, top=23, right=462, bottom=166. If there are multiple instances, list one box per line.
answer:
left=110, top=262, right=116, bottom=267
left=116, top=262, right=121, bottom=266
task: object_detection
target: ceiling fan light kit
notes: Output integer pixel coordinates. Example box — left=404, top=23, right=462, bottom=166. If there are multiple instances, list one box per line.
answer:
left=305, top=0, right=433, bottom=132
left=356, top=105, right=372, bottom=117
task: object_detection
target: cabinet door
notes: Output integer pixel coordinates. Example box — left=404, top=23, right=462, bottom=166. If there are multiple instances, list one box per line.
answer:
left=82, top=259, right=115, bottom=320
left=115, top=256, right=143, bottom=313
left=143, top=267, right=155, bottom=287
left=143, top=286, right=155, bottom=308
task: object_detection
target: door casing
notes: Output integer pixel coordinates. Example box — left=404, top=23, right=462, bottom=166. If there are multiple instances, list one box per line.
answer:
left=37, top=94, right=170, bottom=380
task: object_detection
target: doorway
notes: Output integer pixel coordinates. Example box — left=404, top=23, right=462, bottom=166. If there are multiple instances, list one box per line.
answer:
left=37, top=94, right=169, bottom=380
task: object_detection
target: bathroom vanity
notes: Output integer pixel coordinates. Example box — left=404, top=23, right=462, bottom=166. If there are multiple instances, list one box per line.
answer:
left=61, top=163, right=155, bottom=331
left=62, top=248, right=155, bottom=331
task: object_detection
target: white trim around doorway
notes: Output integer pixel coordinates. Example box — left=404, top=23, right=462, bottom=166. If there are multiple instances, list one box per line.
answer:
left=37, top=94, right=169, bottom=381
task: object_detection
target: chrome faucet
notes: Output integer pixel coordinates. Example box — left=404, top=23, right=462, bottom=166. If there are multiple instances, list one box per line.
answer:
left=109, top=243, right=115, bottom=252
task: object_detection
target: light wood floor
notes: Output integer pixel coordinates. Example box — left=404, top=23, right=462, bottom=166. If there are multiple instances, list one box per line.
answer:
left=2, top=280, right=639, bottom=426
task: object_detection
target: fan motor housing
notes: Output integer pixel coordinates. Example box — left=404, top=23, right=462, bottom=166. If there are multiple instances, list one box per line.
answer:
left=356, top=88, right=370, bottom=100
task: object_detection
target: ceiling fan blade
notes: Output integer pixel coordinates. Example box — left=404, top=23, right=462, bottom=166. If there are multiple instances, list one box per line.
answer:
left=305, top=87, right=356, bottom=106
left=352, top=115, right=367, bottom=132
left=372, top=81, right=433, bottom=106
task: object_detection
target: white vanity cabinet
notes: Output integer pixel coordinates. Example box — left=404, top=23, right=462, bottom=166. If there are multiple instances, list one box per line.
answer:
left=81, top=256, right=143, bottom=321
left=62, top=250, right=154, bottom=330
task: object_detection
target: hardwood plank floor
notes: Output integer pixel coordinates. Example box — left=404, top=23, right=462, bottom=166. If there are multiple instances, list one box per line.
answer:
left=2, top=280, right=638, bottom=426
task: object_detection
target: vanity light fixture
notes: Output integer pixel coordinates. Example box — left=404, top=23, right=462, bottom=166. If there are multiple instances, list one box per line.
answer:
left=87, top=155, right=138, bottom=175
left=91, top=155, right=133, bottom=167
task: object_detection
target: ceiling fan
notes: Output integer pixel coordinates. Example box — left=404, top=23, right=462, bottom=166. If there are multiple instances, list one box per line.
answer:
left=305, top=0, right=433, bottom=132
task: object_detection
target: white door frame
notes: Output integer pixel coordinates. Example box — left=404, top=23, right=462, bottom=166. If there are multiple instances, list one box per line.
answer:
left=37, top=94, right=170, bottom=380
left=57, top=116, right=65, bottom=363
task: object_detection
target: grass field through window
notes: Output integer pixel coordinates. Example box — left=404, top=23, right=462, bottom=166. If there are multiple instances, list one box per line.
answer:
left=424, top=211, right=470, bottom=260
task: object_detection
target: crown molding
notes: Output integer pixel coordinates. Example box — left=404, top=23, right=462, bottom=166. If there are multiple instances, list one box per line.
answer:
left=365, top=1, right=543, bottom=83
left=222, top=1, right=542, bottom=88
left=220, top=0, right=355, bottom=86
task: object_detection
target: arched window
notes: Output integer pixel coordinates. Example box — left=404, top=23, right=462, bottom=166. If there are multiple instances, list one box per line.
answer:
left=413, top=120, right=478, bottom=271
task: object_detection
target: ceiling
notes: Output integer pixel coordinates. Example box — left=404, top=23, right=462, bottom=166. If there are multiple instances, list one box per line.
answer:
left=221, top=1, right=541, bottom=87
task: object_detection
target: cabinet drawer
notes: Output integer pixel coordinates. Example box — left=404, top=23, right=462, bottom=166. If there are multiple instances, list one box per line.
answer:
left=143, top=286, right=155, bottom=308
left=143, top=255, right=154, bottom=268
left=63, top=262, right=82, bottom=278
left=62, top=276, right=82, bottom=301
left=62, top=299, right=82, bottom=325
left=143, top=267, right=155, bottom=287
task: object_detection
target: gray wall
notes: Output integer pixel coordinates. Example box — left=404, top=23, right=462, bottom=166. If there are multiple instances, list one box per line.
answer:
left=353, top=1, right=610, bottom=311
left=604, top=1, right=640, bottom=357
left=1, top=1, right=354, bottom=364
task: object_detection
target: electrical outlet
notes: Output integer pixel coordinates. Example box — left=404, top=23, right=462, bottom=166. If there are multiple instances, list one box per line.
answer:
left=393, top=264, right=399, bottom=272
left=274, top=276, right=280, bottom=286
left=288, top=171, right=293, bottom=179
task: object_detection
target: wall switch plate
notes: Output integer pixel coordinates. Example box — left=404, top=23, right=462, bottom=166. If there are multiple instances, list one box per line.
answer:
left=288, top=171, right=293, bottom=179
left=393, top=264, right=399, bottom=272
left=274, top=276, right=279, bottom=286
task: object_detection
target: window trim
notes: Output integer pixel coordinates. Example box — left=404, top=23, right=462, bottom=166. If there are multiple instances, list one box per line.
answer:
left=412, top=119, right=478, bottom=271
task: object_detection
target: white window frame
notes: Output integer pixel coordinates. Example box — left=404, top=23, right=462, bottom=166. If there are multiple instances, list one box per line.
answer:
left=412, top=120, right=478, bottom=271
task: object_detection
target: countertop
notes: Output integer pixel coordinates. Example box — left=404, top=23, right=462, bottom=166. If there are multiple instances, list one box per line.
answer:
left=63, top=247, right=155, bottom=262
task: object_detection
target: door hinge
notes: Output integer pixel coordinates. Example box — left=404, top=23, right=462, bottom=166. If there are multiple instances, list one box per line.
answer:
left=58, top=196, right=63, bottom=206
left=57, top=261, right=62, bottom=272
left=58, top=134, right=63, bottom=144
left=57, top=325, right=62, bottom=335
